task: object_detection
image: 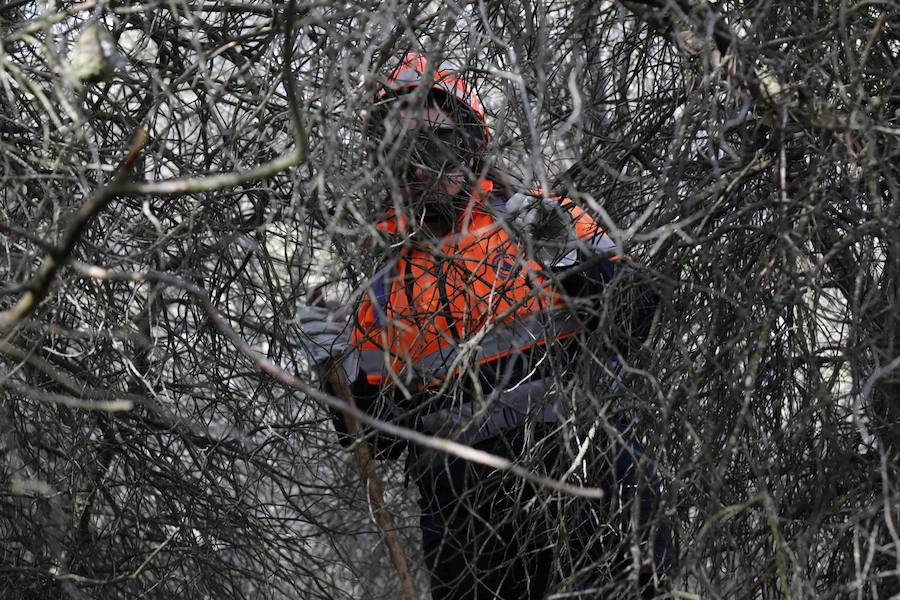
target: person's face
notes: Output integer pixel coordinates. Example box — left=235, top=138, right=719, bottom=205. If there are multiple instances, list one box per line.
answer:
left=371, top=100, right=477, bottom=219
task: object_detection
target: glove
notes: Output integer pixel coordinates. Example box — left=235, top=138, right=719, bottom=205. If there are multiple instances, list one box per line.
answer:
left=296, top=304, right=359, bottom=381
left=505, top=193, right=580, bottom=266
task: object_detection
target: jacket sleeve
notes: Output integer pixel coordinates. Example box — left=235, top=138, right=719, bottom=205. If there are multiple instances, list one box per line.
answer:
left=552, top=233, right=659, bottom=359
left=326, top=290, right=408, bottom=460
left=325, top=372, right=409, bottom=460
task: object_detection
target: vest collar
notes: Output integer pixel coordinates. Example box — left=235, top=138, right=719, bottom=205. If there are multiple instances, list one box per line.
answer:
left=375, top=177, right=495, bottom=235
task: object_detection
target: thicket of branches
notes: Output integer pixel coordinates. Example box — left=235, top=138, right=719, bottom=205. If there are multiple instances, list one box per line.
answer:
left=1, top=0, right=898, bottom=598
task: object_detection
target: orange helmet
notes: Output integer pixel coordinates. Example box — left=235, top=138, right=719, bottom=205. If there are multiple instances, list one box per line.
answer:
left=374, top=52, right=489, bottom=146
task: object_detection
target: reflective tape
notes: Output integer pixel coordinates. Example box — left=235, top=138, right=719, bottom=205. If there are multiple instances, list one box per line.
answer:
left=357, top=309, right=583, bottom=385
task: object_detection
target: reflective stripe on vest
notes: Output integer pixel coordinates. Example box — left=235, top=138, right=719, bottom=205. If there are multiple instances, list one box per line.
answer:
left=357, top=308, right=583, bottom=387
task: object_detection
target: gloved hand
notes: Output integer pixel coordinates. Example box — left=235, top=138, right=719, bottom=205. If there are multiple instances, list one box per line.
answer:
left=505, top=193, right=580, bottom=266
left=296, top=304, right=359, bottom=381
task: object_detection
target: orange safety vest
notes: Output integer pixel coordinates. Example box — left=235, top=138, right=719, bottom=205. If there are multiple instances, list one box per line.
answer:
left=353, top=180, right=609, bottom=390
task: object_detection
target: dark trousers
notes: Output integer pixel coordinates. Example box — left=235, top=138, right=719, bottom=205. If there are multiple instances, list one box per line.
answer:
left=414, top=426, right=673, bottom=600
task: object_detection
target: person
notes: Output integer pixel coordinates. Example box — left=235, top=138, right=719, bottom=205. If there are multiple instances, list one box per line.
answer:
left=298, top=53, right=672, bottom=599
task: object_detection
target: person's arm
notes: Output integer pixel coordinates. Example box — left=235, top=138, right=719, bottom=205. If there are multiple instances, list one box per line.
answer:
left=555, top=253, right=659, bottom=357
left=526, top=197, right=658, bottom=357
left=325, top=371, right=408, bottom=460
left=297, top=303, right=408, bottom=460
